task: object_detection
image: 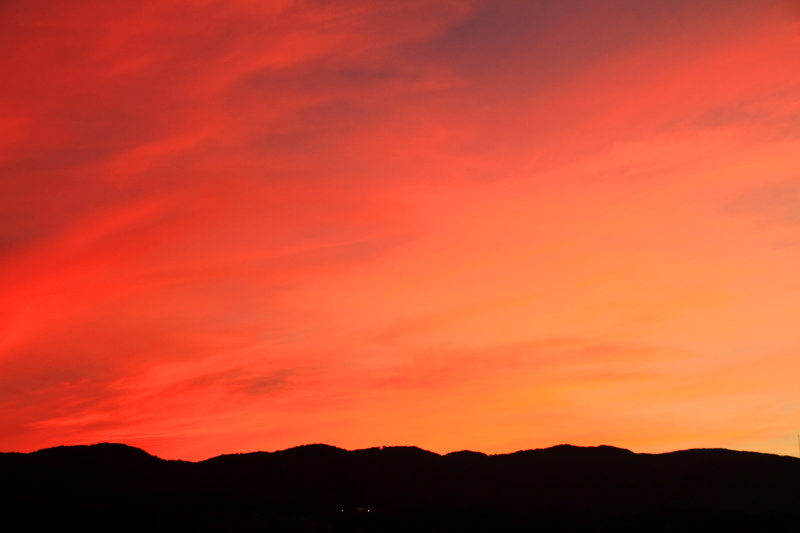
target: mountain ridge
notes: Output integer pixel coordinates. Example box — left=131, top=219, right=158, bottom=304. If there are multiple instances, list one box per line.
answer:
left=15, top=440, right=795, bottom=462
left=1, top=442, right=799, bottom=531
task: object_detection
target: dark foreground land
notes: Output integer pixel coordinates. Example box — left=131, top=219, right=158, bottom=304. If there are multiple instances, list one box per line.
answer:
left=1, top=443, right=799, bottom=532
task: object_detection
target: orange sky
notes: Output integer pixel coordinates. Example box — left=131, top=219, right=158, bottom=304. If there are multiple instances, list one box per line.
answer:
left=2, top=0, right=800, bottom=461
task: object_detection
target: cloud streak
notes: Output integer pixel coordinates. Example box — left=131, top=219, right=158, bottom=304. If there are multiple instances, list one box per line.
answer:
left=2, top=0, right=800, bottom=459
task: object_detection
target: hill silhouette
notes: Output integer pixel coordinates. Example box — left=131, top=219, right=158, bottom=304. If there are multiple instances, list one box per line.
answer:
left=1, top=442, right=799, bottom=531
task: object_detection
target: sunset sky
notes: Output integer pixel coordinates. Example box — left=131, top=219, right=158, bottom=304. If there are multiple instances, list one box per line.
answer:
left=2, top=0, right=800, bottom=461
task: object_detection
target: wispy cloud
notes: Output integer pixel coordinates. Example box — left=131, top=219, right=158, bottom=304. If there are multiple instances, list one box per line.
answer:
left=3, top=0, right=800, bottom=460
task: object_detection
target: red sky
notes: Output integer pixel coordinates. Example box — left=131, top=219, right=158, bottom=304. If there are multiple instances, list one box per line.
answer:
left=2, top=0, right=800, bottom=461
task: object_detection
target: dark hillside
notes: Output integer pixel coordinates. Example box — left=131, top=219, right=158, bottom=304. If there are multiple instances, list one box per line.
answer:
left=1, top=443, right=799, bottom=532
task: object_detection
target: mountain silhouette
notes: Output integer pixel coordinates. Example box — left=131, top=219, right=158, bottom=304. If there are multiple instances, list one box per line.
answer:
left=1, top=442, right=799, bottom=532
